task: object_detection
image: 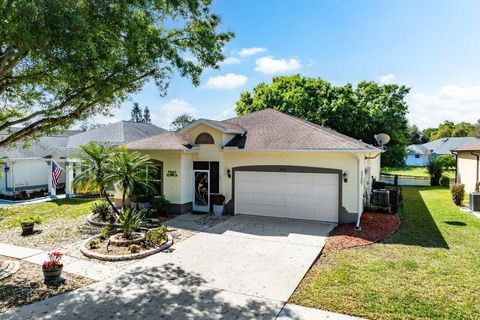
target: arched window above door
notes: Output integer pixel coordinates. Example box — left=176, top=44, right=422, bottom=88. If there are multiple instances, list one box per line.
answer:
left=195, top=132, right=214, bottom=144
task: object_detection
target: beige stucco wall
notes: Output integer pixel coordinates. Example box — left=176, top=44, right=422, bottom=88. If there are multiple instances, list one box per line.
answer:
left=457, top=151, right=480, bottom=192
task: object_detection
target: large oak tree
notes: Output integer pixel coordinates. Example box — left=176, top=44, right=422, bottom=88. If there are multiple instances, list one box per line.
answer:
left=0, top=0, right=233, bottom=147
left=235, top=75, right=410, bottom=167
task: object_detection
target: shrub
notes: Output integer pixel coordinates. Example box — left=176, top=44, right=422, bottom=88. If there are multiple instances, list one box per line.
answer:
left=212, top=194, right=225, bottom=205
left=146, top=226, right=168, bottom=246
left=128, top=244, right=141, bottom=253
left=439, top=176, right=450, bottom=188
left=91, top=201, right=113, bottom=221
left=152, top=195, right=170, bottom=214
left=118, top=208, right=144, bottom=239
left=427, top=159, right=443, bottom=186
left=99, top=226, right=111, bottom=240
left=437, top=154, right=456, bottom=170
left=450, top=183, right=465, bottom=206
left=475, top=181, right=480, bottom=193
left=88, top=239, right=99, bottom=249
left=21, top=214, right=42, bottom=225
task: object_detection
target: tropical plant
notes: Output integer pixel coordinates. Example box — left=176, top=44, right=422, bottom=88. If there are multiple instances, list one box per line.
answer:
left=427, top=159, right=443, bottom=186
left=436, top=154, right=456, bottom=170
left=128, top=244, right=141, bottom=253
left=106, top=147, right=157, bottom=210
left=72, top=143, right=118, bottom=213
left=118, top=209, right=144, bottom=239
left=99, top=226, right=111, bottom=240
left=146, top=226, right=168, bottom=246
left=439, top=176, right=450, bottom=188
left=450, top=183, right=465, bottom=206
left=91, top=201, right=114, bottom=221
left=87, top=239, right=99, bottom=249
left=0, top=1, right=233, bottom=148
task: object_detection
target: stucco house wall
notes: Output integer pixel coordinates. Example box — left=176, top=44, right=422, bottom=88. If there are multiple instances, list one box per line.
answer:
left=2, top=159, right=52, bottom=194
left=456, top=151, right=480, bottom=193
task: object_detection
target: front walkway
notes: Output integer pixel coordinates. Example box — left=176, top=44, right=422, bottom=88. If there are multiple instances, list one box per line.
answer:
left=1, top=215, right=362, bottom=319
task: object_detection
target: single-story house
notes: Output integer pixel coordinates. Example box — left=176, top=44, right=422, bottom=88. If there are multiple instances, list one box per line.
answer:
left=124, top=109, right=382, bottom=227
left=0, top=121, right=165, bottom=197
left=406, top=137, right=480, bottom=166
left=452, top=141, right=480, bottom=193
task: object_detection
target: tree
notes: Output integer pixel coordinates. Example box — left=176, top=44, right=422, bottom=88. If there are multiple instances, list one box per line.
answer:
left=235, top=75, right=410, bottom=167
left=427, top=158, right=443, bottom=186
left=72, top=143, right=118, bottom=214
left=0, top=1, right=233, bottom=148
left=408, top=124, right=428, bottom=145
left=436, top=154, right=456, bottom=170
left=143, top=107, right=151, bottom=124
left=171, top=114, right=196, bottom=131
left=131, top=103, right=143, bottom=123
left=106, top=146, right=157, bottom=210
left=428, top=120, right=476, bottom=140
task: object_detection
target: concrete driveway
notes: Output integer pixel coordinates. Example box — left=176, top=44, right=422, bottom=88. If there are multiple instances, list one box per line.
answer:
left=3, top=215, right=335, bottom=319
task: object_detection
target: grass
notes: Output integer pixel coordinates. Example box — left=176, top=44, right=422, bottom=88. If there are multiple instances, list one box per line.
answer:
left=290, top=186, right=480, bottom=320
left=382, top=166, right=455, bottom=179
left=0, top=198, right=99, bottom=231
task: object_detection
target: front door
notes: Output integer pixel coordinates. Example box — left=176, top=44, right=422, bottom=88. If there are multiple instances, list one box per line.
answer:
left=193, top=170, right=210, bottom=212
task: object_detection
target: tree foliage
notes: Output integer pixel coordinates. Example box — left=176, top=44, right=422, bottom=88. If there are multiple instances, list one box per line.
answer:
left=408, top=124, right=429, bottom=145
left=131, top=103, right=143, bottom=123
left=0, top=0, right=233, bottom=147
left=423, top=120, right=480, bottom=141
left=171, top=113, right=196, bottom=131
left=143, top=107, right=151, bottom=124
left=235, top=75, right=410, bottom=167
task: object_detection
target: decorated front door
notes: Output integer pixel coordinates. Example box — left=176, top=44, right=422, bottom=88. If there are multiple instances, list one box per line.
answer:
left=193, top=170, right=209, bottom=212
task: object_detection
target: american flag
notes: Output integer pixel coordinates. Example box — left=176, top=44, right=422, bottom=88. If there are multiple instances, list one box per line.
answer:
left=51, top=161, right=63, bottom=188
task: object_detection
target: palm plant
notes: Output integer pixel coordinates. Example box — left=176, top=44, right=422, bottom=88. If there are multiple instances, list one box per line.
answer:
left=106, top=146, right=157, bottom=210
left=72, top=143, right=118, bottom=214
left=118, top=208, right=144, bottom=239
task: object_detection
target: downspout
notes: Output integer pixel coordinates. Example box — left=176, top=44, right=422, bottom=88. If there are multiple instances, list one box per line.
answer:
left=451, top=151, right=458, bottom=183
left=355, top=156, right=362, bottom=230
left=471, top=152, right=480, bottom=184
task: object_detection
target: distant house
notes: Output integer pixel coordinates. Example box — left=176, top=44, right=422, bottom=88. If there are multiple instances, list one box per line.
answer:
left=0, top=121, right=165, bottom=197
left=406, top=137, right=480, bottom=166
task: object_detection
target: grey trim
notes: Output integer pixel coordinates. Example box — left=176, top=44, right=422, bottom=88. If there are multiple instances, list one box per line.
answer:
left=169, top=202, right=192, bottom=214
left=231, top=165, right=344, bottom=222
left=6, top=184, right=48, bottom=192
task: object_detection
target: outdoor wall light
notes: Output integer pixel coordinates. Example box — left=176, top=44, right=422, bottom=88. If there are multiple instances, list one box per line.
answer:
left=227, top=169, right=231, bottom=178
left=343, top=172, right=348, bottom=183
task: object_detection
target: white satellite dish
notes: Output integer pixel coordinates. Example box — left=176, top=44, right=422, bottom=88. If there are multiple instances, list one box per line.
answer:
left=374, top=133, right=391, bottom=147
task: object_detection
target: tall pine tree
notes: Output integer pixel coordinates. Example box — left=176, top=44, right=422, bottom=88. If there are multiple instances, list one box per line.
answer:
left=143, top=107, right=151, bottom=124
left=131, top=102, right=143, bottom=122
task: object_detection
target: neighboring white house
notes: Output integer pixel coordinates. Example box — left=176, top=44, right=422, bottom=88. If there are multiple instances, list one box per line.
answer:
left=406, top=137, right=480, bottom=166
left=0, top=121, right=165, bottom=198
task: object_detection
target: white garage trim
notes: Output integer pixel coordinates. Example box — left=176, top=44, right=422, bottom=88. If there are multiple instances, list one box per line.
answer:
left=232, top=166, right=342, bottom=223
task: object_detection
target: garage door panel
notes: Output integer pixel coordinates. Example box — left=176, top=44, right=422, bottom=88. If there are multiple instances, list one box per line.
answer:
left=235, top=171, right=339, bottom=222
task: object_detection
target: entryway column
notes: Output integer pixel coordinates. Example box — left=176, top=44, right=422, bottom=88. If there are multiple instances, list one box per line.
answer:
left=65, top=162, right=74, bottom=198
left=47, top=160, right=56, bottom=197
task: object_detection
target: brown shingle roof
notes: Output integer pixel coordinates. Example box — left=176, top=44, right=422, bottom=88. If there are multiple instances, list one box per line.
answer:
left=453, top=141, right=480, bottom=152
left=222, top=109, right=376, bottom=151
left=124, top=131, right=191, bottom=150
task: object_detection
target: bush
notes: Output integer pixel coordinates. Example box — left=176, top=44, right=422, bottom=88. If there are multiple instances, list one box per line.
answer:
left=427, top=159, right=443, bottom=186
left=91, top=201, right=113, bottom=221
left=88, top=239, right=99, bottom=249
left=437, top=154, right=456, bottom=170
left=128, top=244, right=141, bottom=253
left=450, top=183, right=465, bottom=206
left=118, top=208, right=144, bottom=239
left=152, top=195, right=170, bottom=214
left=21, top=214, right=42, bottom=225
left=99, top=226, right=111, bottom=240
left=439, top=176, right=450, bottom=188
left=146, top=226, right=168, bottom=246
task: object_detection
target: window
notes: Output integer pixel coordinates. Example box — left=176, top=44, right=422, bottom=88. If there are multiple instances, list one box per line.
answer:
left=195, top=133, right=214, bottom=144
left=415, top=155, right=420, bottom=159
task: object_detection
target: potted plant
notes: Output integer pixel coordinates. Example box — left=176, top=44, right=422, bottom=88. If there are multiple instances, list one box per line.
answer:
left=212, top=194, right=225, bottom=217
left=20, top=215, right=42, bottom=235
left=42, top=251, right=64, bottom=282
left=469, top=181, right=480, bottom=211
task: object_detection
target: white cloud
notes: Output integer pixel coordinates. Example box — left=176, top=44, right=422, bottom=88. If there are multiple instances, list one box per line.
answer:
left=237, top=47, right=267, bottom=56
left=205, top=73, right=248, bottom=90
left=407, top=84, right=480, bottom=129
left=150, top=99, right=197, bottom=129
left=213, top=106, right=236, bottom=120
left=379, top=73, right=395, bottom=84
left=219, top=57, right=241, bottom=65
left=254, top=56, right=301, bottom=74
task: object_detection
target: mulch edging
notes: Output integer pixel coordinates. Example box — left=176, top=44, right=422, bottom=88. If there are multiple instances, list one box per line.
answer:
left=324, top=212, right=401, bottom=252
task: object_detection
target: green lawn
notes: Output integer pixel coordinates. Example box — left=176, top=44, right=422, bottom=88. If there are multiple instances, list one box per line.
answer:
left=291, top=187, right=480, bottom=320
left=0, top=198, right=99, bottom=231
left=382, top=166, right=455, bottom=179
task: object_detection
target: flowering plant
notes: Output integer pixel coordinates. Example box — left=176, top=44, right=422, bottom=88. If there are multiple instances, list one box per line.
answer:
left=42, top=251, right=63, bottom=270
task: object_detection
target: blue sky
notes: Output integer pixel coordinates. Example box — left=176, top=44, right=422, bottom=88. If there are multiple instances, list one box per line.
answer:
left=97, top=0, right=480, bottom=130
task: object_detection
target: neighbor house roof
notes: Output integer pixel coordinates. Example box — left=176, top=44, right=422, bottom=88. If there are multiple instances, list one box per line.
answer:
left=420, top=137, right=480, bottom=155
left=0, top=134, right=72, bottom=159
left=221, top=109, right=378, bottom=151
left=66, top=121, right=165, bottom=148
left=124, top=131, right=191, bottom=151
left=407, top=144, right=430, bottom=156
left=452, top=140, right=480, bottom=152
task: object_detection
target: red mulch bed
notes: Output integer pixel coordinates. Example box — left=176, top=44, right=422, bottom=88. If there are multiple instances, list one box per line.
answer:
left=324, top=212, right=400, bottom=252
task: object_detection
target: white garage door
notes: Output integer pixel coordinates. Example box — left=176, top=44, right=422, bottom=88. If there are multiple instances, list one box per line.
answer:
left=234, top=171, right=339, bottom=222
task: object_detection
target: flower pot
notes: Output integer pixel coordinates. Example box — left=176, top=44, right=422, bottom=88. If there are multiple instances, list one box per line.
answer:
left=213, top=204, right=224, bottom=217
left=43, top=265, right=63, bottom=282
left=21, top=222, right=34, bottom=235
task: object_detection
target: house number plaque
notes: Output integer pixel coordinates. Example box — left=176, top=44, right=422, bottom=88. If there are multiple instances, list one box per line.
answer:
left=167, top=170, right=178, bottom=177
